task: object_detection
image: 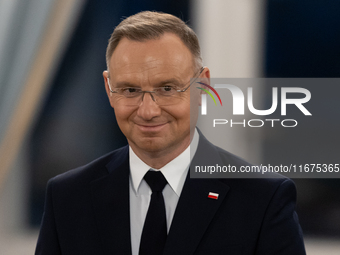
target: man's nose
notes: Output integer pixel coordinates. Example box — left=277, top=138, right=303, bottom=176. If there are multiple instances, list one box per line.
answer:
left=136, top=92, right=161, bottom=120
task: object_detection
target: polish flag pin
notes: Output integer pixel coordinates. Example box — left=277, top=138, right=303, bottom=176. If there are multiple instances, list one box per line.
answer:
left=208, top=192, right=219, bottom=200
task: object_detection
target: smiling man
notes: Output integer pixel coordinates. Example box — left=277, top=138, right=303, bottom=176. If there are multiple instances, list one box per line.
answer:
left=36, top=11, right=306, bottom=255
left=103, top=32, right=203, bottom=169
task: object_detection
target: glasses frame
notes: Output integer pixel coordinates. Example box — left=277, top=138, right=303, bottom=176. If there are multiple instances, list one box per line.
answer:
left=107, top=67, right=204, bottom=103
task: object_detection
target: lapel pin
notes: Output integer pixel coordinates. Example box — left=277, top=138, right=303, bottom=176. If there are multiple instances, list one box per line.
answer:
left=208, top=192, right=219, bottom=200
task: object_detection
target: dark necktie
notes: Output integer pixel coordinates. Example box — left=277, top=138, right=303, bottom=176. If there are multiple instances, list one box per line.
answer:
left=139, top=170, right=168, bottom=255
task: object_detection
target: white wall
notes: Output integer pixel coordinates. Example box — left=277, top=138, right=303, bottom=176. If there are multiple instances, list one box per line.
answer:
left=192, top=0, right=266, bottom=164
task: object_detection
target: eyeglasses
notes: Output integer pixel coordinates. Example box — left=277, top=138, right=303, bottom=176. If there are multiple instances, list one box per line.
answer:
left=107, top=67, right=204, bottom=106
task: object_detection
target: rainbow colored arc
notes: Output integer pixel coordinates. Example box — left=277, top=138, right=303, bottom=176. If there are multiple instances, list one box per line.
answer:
left=196, top=82, right=223, bottom=106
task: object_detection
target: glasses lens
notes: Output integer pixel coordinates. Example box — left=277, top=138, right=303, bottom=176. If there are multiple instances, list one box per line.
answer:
left=115, top=92, right=183, bottom=106
left=154, top=91, right=184, bottom=105
left=111, top=69, right=202, bottom=106
left=120, top=88, right=142, bottom=97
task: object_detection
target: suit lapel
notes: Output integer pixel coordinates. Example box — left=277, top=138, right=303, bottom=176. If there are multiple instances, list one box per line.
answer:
left=164, top=132, right=230, bottom=255
left=89, top=131, right=230, bottom=255
left=164, top=176, right=229, bottom=255
left=91, top=146, right=132, bottom=255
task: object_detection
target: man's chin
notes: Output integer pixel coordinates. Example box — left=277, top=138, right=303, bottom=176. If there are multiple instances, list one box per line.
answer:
left=129, top=136, right=172, bottom=154
left=135, top=139, right=167, bottom=152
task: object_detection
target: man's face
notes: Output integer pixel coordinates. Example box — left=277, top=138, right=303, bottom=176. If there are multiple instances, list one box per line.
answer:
left=103, top=33, right=208, bottom=156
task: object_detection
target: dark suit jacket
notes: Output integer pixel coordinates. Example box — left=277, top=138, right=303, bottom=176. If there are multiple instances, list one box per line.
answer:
left=35, top=133, right=306, bottom=255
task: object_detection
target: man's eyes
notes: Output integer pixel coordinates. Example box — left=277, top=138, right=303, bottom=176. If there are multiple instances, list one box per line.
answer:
left=159, top=86, right=176, bottom=92
left=121, top=87, right=141, bottom=93
left=119, top=86, right=178, bottom=92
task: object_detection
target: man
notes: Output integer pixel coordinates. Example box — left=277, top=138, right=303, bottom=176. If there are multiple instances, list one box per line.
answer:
left=36, top=11, right=306, bottom=254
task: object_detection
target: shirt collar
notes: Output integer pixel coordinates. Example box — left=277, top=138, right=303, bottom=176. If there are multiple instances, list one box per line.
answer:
left=129, top=128, right=199, bottom=196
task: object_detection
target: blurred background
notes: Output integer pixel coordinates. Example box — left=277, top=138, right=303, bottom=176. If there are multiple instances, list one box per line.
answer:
left=0, top=0, right=339, bottom=254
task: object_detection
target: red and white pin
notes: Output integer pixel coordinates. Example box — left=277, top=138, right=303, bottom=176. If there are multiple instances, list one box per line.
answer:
left=208, top=192, right=219, bottom=200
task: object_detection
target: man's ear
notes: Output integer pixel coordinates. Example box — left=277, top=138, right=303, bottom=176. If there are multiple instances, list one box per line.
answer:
left=198, top=67, right=211, bottom=106
left=103, top=70, right=114, bottom=108
left=201, top=67, right=210, bottom=80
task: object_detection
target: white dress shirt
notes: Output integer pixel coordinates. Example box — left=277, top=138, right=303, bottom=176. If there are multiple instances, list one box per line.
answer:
left=129, top=128, right=199, bottom=255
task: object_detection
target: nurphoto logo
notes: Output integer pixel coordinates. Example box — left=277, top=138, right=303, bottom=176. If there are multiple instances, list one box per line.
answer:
left=196, top=79, right=312, bottom=128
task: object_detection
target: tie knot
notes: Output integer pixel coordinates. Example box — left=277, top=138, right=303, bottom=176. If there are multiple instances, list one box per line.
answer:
left=144, top=170, right=167, bottom=192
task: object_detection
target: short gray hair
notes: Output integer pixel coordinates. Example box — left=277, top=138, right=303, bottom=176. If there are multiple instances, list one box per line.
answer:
left=106, top=11, right=203, bottom=71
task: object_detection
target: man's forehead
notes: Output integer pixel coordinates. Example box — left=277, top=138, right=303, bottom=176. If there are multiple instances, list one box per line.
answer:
left=115, top=32, right=185, bottom=50
left=108, top=33, right=194, bottom=78
left=110, top=34, right=192, bottom=64
left=110, top=65, right=187, bottom=88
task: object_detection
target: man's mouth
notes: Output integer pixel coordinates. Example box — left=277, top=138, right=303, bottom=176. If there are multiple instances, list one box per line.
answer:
left=135, top=123, right=168, bottom=132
